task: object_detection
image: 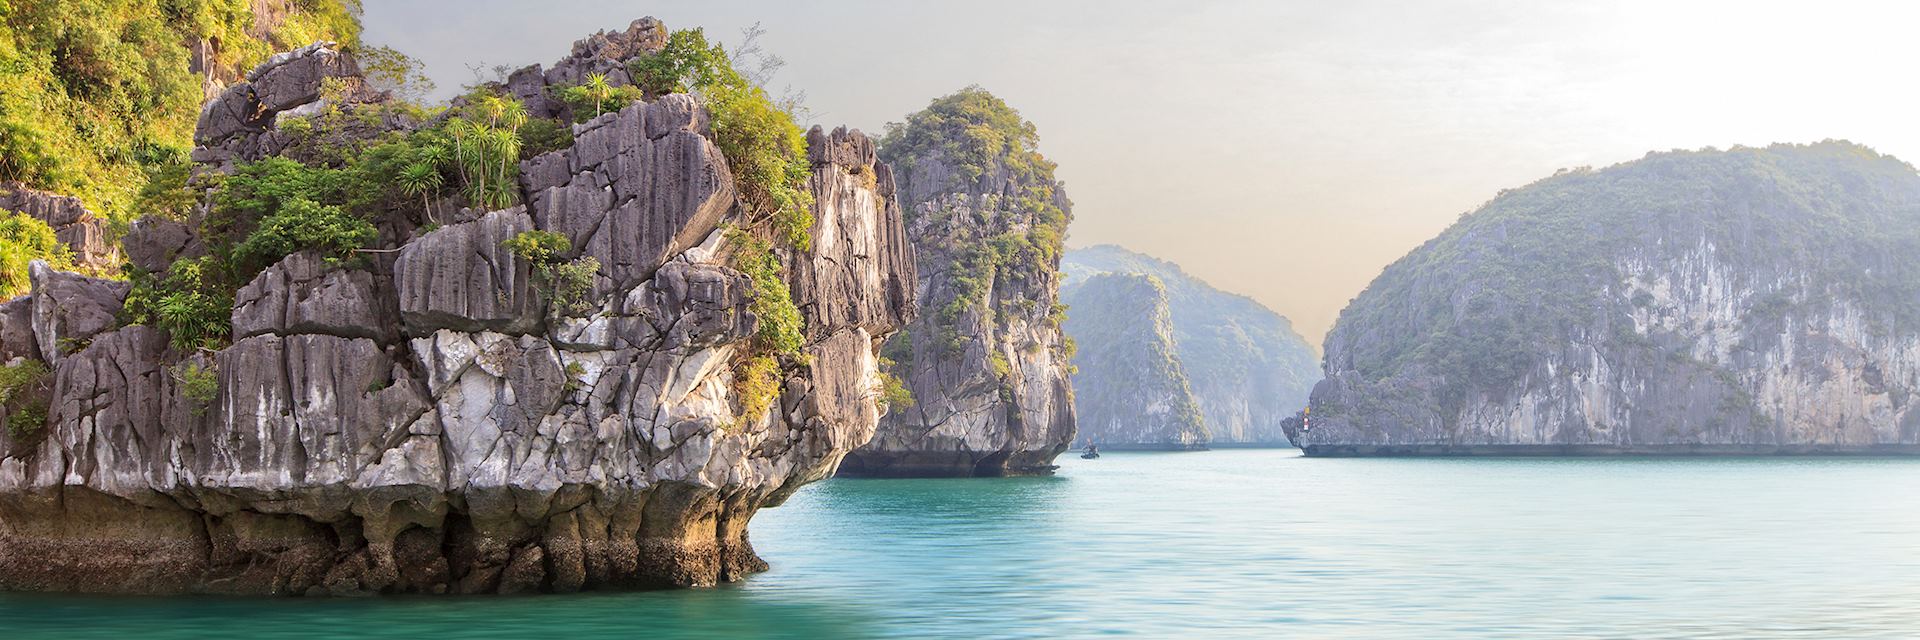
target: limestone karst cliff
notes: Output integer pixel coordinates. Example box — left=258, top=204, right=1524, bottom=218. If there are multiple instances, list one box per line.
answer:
left=1292, top=141, right=1920, bottom=455
left=0, top=18, right=914, bottom=595
left=838, top=88, right=1076, bottom=477
left=1063, top=245, right=1317, bottom=445
left=1062, top=273, right=1206, bottom=450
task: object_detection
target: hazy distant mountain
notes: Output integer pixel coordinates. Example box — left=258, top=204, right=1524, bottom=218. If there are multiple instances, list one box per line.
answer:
left=1062, top=274, right=1208, bottom=449
left=1298, top=141, right=1920, bottom=455
left=1063, top=245, right=1319, bottom=444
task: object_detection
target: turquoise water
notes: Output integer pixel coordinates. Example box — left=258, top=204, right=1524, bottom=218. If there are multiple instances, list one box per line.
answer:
left=7, top=450, right=1920, bottom=638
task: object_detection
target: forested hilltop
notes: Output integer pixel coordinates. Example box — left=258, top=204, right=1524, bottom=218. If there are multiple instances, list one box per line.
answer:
left=1297, top=141, right=1920, bottom=454
left=840, top=87, right=1077, bottom=477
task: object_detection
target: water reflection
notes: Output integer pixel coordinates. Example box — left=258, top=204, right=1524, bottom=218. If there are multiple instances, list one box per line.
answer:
left=7, top=451, right=1920, bottom=638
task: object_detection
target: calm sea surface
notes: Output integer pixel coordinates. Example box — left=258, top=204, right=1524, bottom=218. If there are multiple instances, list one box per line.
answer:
left=6, top=450, right=1920, bottom=638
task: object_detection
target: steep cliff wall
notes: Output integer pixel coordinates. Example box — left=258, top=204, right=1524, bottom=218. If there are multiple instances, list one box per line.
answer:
left=1063, top=245, right=1317, bottom=444
left=1294, top=142, right=1920, bottom=455
left=838, top=88, right=1075, bottom=477
left=1062, top=274, right=1206, bottom=450
left=0, top=19, right=914, bottom=595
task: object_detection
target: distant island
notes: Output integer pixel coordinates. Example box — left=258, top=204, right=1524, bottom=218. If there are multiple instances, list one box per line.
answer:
left=1294, top=141, right=1920, bottom=455
left=1063, top=245, right=1318, bottom=449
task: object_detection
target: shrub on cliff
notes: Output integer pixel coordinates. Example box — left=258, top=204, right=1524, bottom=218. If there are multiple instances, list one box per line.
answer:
left=555, top=74, right=644, bottom=123
left=630, top=28, right=814, bottom=251
left=505, top=230, right=600, bottom=316
left=0, top=211, right=74, bottom=298
left=234, top=198, right=378, bottom=267
left=727, top=229, right=805, bottom=358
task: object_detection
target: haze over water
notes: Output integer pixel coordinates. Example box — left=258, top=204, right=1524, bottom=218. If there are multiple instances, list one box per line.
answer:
left=9, top=451, right=1918, bottom=638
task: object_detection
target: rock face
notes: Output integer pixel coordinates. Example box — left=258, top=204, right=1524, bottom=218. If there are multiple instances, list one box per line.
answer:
left=0, top=21, right=914, bottom=595
left=1294, top=142, right=1920, bottom=456
left=503, top=18, right=668, bottom=122
left=839, top=89, right=1075, bottom=477
left=1062, top=274, right=1207, bottom=450
left=0, top=182, right=116, bottom=271
left=192, top=41, right=367, bottom=169
left=1063, top=245, right=1318, bottom=445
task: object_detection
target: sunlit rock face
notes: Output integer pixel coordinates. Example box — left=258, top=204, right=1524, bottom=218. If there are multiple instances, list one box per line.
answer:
left=0, top=18, right=915, bottom=595
left=1295, top=142, right=1920, bottom=456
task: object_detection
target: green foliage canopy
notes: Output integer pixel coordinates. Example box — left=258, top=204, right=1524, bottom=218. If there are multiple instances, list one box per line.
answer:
left=0, top=0, right=362, bottom=223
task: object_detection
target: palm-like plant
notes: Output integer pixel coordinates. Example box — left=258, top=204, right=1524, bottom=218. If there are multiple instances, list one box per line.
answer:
left=480, top=127, right=522, bottom=209
left=584, top=73, right=613, bottom=117
left=396, top=162, right=444, bottom=225
left=444, top=118, right=476, bottom=189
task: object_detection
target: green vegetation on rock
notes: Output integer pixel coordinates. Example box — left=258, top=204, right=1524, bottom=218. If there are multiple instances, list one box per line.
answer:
left=173, top=360, right=219, bottom=414
left=630, top=28, right=813, bottom=251
left=1332, top=140, right=1920, bottom=413
left=0, top=211, right=73, bottom=297
left=0, top=358, right=48, bottom=438
left=505, top=230, right=599, bottom=316
left=727, top=229, right=805, bottom=358
left=555, top=73, right=644, bottom=123
left=0, top=0, right=362, bottom=223
left=880, top=87, right=1070, bottom=340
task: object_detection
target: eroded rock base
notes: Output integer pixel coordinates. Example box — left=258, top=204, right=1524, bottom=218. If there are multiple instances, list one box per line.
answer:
left=0, top=483, right=767, bottom=595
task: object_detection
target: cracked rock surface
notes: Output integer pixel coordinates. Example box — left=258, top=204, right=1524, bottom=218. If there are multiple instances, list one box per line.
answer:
left=0, top=21, right=914, bottom=595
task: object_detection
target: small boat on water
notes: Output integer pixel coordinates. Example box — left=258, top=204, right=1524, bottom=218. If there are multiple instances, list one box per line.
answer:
left=1080, top=442, right=1100, bottom=459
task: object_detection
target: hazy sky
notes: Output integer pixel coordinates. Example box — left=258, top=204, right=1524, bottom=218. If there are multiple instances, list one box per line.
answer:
left=364, top=0, right=1920, bottom=345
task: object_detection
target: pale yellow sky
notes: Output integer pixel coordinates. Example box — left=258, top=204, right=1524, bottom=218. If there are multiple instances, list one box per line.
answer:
left=368, top=0, right=1920, bottom=345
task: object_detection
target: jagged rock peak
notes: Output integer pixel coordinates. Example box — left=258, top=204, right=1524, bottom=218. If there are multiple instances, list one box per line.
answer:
left=193, top=40, right=369, bottom=167
left=507, top=17, right=670, bottom=120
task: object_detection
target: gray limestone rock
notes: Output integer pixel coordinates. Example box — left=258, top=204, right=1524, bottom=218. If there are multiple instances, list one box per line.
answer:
left=1293, top=142, right=1920, bottom=456
left=1062, top=245, right=1318, bottom=445
left=0, top=297, right=34, bottom=362
left=249, top=42, right=359, bottom=113
left=0, top=182, right=116, bottom=271
left=521, top=97, right=735, bottom=298
left=395, top=208, right=543, bottom=335
left=122, top=216, right=199, bottom=274
left=0, top=18, right=916, bottom=596
left=232, top=251, right=392, bottom=342
left=842, top=91, right=1075, bottom=478
left=29, top=262, right=130, bottom=366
